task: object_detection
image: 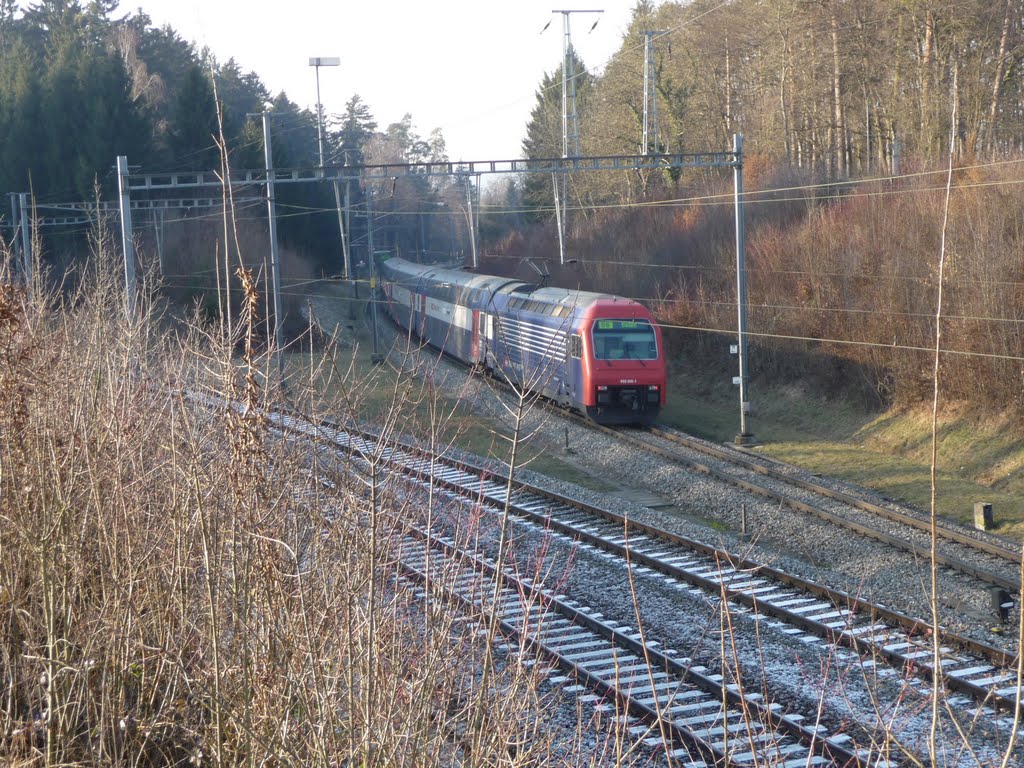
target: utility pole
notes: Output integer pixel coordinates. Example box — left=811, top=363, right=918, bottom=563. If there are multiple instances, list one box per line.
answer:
left=552, top=9, right=601, bottom=158
left=733, top=134, right=755, bottom=445
left=551, top=9, right=602, bottom=265
left=642, top=31, right=667, bottom=154
left=308, top=57, right=339, bottom=172
left=116, top=156, right=137, bottom=318
left=255, top=110, right=284, bottom=375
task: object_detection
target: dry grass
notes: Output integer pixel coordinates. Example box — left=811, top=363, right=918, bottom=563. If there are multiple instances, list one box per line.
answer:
left=0, top=242, right=632, bottom=766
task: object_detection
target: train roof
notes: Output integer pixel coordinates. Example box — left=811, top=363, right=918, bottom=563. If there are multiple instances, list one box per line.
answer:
left=526, top=285, right=628, bottom=306
left=380, top=257, right=526, bottom=293
left=380, top=257, right=645, bottom=311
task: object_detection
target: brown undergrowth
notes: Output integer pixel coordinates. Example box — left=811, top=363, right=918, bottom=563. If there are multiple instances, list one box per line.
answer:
left=0, top=243, right=604, bottom=766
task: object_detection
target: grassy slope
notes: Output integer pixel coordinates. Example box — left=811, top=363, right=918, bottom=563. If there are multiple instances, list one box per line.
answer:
left=663, top=368, right=1024, bottom=541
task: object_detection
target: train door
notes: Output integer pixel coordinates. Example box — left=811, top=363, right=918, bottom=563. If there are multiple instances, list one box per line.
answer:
left=470, top=309, right=480, bottom=362
left=567, top=332, right=583, bottom=407
left=483, top=313, right=494, bottom=366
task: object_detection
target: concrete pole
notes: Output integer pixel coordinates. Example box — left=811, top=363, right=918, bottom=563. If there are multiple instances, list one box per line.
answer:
left=466, top=175, right=478, bottom=269
left=552, top=173, right=566, bottom=265
left=333, top=180, right=350, bottom=279
left=8, top=193, right=20, bottom=280
left=262, top=111, right=285, bottom=374
left=313, top=64, right=325, bottom=171
left=366, top=190, right=382, bottom=364
left=733, top=134, right=754, bottom=444
left=642, top=34, right=650, bottom=154
left=7, top=195, right=18, bottom=276
left=19, top=193, right=31, bottom=295
left=117, top=156, right=137, bottom=317
left=154, top=207, right=165, bottom=276
left=344, top=164, right=352, bottom=278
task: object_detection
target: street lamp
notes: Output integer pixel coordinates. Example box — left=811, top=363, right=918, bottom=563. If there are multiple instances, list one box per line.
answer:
left=307, top=56, right=351, bottom=281
left=308, top=57, right=340, bottom=169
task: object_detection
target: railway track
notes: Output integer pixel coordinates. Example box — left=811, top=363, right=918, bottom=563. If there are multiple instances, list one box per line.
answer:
left=243, top=399, right=1024, bottom=723
left=564, top=414, right=1022, bottom=595
left=372, top=288, right=1021, bottom=594
left=396, top=524, right=869, bottom=767
left=184, top=391, right=1023, bottom=764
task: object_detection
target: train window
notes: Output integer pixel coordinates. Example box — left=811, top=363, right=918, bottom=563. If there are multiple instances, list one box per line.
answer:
left=591, top=319, right=658, bottom=360
left=568, top=334, right=582, bottom=359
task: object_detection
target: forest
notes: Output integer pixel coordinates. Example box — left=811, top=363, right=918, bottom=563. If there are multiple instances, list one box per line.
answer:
left=2, top=0, right=1024, bottom=410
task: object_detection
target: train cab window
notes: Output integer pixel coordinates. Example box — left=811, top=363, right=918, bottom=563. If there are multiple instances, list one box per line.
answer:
left=591, top=319, right=658, bottom=360
left=568, top=334, right=582, bottom=359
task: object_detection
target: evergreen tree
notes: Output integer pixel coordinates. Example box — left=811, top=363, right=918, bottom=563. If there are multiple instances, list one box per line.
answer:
left=329, top=95, right=377, bottom=266
left=521, top=50, right=590, bottom=219
left=212, top=57, right=269, bottom=144
left=333, top=94, right=377, bottom=165
left=168, top=64, right=219, bottom=170
left=72, top=44, right=149, bottom=194
left=0, top=34, right=42, bottom=194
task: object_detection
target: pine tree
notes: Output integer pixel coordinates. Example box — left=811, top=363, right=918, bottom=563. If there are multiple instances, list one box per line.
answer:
left=333, top=94, right=377, bottom=165
left=521, top=50, right=590, bottom=220
left=168, top=64, right=219, bottom=170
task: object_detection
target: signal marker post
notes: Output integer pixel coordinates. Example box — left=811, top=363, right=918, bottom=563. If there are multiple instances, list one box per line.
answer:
left=733, top=134, right=755, bottom=445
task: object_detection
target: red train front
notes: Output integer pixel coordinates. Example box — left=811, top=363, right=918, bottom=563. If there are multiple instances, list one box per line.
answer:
left=575, top=299, right=666, bottom=424
left=378, top=257, right=667, bottom=426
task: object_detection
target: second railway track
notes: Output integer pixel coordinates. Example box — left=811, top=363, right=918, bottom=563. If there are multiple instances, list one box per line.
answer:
left=252, top=400, right=1024, bottom=723
left=564, top=413, right=1023, bottom=595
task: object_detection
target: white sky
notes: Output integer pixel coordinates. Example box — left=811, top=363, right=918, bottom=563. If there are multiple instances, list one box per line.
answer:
left=113, top=1, right=643, bottom=162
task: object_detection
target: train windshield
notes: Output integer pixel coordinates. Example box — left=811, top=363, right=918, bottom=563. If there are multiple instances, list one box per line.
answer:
left=591, top=318, right=658, bottom=360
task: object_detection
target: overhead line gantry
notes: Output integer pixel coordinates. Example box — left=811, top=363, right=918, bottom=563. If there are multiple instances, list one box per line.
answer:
left=4, top=142, right=754, bottom=444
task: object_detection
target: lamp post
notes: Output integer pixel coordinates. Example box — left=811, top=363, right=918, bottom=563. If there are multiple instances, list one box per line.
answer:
left=308, top=56, right=351, bottom=280
left=308, top=57, right=340, bottom=170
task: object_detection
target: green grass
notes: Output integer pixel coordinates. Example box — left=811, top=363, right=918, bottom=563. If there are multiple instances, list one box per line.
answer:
left=663, top=368, right=1024, bottom=541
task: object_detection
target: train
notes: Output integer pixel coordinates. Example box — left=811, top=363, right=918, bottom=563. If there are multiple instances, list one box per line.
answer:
left=377, top=257, right=666, bottom=425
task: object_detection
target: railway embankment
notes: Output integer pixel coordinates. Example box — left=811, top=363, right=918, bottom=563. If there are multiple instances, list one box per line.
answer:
left=300, top=279, right=1024, bottom=545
